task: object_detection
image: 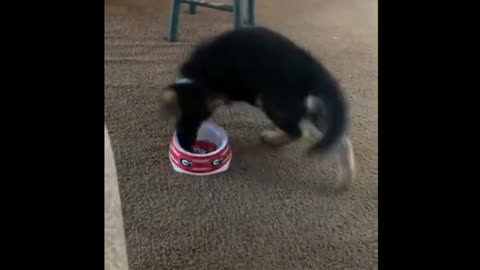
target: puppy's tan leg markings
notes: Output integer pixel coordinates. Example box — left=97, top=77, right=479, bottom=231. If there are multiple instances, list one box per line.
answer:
left=299, top=118, right=323, bottom=142
left=207, top=98, right=227, bottom=112
left=260, top=129, right=293, bottom=147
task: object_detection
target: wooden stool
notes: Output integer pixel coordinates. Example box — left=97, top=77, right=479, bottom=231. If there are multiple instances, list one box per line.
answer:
left=167, top=0, right=255, bottom=42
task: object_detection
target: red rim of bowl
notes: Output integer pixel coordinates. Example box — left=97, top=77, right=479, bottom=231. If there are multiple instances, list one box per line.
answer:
left=169, top=142, right=232, bottom=174
left=168, top=121, right=232, bottom=175
left=171, top=122, right=228, bottom=157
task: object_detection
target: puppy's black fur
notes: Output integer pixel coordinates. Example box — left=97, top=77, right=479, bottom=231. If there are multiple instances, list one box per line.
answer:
left=161, top=27, right=354, bottom=189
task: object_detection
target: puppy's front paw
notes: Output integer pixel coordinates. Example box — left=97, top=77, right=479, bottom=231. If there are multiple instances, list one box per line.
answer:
left=260, top=129, right=291, bottom=147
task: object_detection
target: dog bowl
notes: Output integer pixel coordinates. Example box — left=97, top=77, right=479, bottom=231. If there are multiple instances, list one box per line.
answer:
left=169, top=121, right=232, bottom=175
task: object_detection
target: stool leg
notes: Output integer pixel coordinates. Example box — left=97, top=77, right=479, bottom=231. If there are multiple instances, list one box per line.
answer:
left=167, top=0, right=181, bottom=42
left=233, top=0, right=242, bottom=29
left=247, top=0, right=255, bottom=25
left=189, top=3, right=197, bottom=14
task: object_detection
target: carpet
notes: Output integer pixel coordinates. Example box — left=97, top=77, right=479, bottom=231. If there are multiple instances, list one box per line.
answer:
left=105, top=0, right=378, bottom=269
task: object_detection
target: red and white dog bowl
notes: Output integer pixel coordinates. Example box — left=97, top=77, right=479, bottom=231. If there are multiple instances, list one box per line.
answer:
left=169, top=121, right=232, bottom=175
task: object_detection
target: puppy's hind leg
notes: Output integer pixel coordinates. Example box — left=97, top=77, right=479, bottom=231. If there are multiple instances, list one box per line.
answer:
left=260, top=123, right=302, bottom=147
left=260, top=102, right=304, bottom=147
left=334, top=136, right=356, bottom=191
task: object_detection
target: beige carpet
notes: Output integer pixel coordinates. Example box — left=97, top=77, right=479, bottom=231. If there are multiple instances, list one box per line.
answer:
left=105, top=0, right=378, bottom=269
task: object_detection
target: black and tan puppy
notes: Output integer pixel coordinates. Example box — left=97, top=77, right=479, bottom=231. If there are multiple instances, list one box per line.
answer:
left=160, top=27, right=355, bottom=190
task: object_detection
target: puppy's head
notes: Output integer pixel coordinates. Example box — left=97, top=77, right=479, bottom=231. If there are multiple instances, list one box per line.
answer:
left=160, top=81, right=225, bottom=126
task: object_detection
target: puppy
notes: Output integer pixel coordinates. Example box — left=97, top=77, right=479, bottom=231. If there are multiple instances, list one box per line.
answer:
left=160, top=27, right=355, bottom=190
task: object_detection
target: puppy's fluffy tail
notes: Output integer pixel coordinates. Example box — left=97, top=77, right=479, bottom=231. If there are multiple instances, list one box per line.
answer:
left=307, top=84, right=348, bottom=155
